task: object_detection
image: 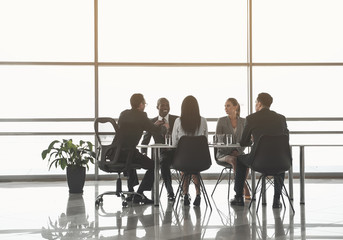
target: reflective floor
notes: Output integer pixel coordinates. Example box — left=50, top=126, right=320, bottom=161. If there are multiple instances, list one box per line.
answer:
left=1, top=179, right=343, bottom=239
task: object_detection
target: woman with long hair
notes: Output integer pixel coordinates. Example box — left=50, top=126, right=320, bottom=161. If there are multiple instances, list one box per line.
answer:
left=216, top=98, right=250, bottom=199
left=172, top=95, right=208, bottom=206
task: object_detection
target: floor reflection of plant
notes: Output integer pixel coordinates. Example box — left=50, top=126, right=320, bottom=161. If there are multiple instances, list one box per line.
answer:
left=41, top=194, right=98, bottom=239
left=42, top=213, right=96, bottom=239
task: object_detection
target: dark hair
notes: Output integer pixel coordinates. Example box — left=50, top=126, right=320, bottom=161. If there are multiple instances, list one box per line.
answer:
left=130, top=93, right=145, bottom=109
left=180, top=95, right=201, bottom=135
left=156, top=97, right=169, bottom=107
left=227, top=98, right=241, bottom=117
left=257, top=92, right=273, bottom=108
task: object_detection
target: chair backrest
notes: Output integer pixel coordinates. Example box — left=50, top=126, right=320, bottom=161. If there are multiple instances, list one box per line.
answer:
left=173, top=135, right=212, bottom=173
left=94, top=118, right=122, bottom=170
left=94, top=117, right=118, bottom=145
left=251, top=135, right=292, bottom=175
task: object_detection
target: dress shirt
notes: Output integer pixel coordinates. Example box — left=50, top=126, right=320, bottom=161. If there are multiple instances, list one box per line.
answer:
left=171, top=117, right=208, bottom=147
left=158, top=114, right=169, bottom=123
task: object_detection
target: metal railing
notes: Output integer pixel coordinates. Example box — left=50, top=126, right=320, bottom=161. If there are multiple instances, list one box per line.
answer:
left=1, top=117, right=343, bottom=181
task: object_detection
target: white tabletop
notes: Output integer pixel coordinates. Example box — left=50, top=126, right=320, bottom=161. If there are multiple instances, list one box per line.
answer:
left=137, top=143, right=241, bottom=149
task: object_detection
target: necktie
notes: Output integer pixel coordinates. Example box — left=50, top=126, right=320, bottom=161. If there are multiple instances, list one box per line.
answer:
left=161, top=118, right=168, bottom=136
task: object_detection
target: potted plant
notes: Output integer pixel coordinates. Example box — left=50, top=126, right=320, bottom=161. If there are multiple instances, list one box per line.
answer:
left=42, top=139, right=96, bottom=193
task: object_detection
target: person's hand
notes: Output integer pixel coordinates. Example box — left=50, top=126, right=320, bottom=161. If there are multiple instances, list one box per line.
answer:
left=154, top=120, right=164, bottom=126
left=231, top=150, right=239, bottom=157
left=163, top=122, right=170, bottom=130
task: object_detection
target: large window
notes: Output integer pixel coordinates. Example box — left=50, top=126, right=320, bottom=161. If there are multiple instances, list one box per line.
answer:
left=1, top=0, right=343, bottom=178
left=98, top=0, right=247, bottom=62
left=0, top=0, right=94, bottom=62
left=99, top=67, right=248, bottom=118
left=253, top=0, right=343, bottom=62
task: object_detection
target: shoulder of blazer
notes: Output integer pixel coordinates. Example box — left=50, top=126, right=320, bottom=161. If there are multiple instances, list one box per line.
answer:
left=216, top=116, right=227, bottom=125
left=151, top=116, right=158, bottom=122
left=169, top=114, right=178, bottom=121
left=237, top=116, right=245, bottom=123
left=169, top=114, right=178, bottom=125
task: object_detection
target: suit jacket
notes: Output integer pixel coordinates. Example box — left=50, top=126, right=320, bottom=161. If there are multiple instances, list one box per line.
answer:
left=141, top=114, right=178, bottom=153
left=215, top=116, right=246, bottom=159
left=240, top=108, right=289, bottom=163
left=113, top=109, right=160, bottom=149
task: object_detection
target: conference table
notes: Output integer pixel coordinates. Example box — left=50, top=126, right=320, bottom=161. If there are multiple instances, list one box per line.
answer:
left=138, top=143, right=244, bottom=206
left=138, top=143, right=309, bottom=207
left=137, top=142, right=342, bottom=207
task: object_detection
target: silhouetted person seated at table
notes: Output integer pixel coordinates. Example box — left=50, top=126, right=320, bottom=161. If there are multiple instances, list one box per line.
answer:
left=171, top=95, right=208, bottom=207
left=230, top=92, right=289, bottom=208
left=215, top=97, right=250, bottom=200
left=141, top=97, right=178, bottom=202
left=113, top=93, right=168, bottom=204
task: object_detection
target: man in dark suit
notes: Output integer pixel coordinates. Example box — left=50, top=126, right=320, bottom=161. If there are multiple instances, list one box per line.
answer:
left=114, top=93, right=168, bottom=204
left=230, top=92, right=289, bottom=208
left=141, top=98, right=178, bottom=201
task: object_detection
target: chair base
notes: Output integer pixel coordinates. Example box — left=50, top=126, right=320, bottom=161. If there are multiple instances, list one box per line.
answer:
left=95, top=176, right=143, bottom=208
left=211, top=166, right=232, bottom=199
left=249, top=174, right=295, bottom=214
left=174, top=173, right=212, bottom=211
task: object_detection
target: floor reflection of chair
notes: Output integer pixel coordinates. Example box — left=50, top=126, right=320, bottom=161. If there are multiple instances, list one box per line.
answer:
left=212, top=199, right=233, bottom=226
left=160, top=202, right=183, bottom=227
left=251, top=204, right=293, bottom=240
left=215, top=205, right=251, bottom=240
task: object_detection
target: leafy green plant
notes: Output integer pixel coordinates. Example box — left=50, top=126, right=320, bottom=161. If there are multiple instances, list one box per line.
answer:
left=42, top=139, right=96, bottom=170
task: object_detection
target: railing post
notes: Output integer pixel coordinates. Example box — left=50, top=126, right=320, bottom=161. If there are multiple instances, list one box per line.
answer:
left=300, top=146, right=305, bottom=204
left=289, top=146, right=294, bottom=200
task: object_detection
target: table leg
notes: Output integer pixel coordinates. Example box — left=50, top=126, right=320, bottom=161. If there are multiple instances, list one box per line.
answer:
left=289, top=164, right=294, bottom=200
left=153, top=148, right=160, bottom=206
left=251, top=170, right=256, bottom=201
left=300, top=146, right=305, bottom=204
left=262, top=177, right=266, bottom=205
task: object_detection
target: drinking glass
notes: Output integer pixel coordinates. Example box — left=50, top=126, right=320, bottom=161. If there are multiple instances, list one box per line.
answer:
left=226, top=134, right=233, bottom=145
left=216, top=134, right=225, bottom=145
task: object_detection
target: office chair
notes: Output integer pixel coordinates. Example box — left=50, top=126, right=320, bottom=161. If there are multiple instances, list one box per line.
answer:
left=248, top=135, right=295, bottom=213
left=94, top=117, right=142, bottom=208
left=211, top=147, right=251, bottom=200
left=172, top=136, right=212, bottom=210
left=211, top=147, right=233, bottom=199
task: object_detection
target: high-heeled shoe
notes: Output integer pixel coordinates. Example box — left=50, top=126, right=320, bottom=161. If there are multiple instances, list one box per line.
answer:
left=183, top=194, right=190, bottom=206
left=193, top=194, right=201, bottom=207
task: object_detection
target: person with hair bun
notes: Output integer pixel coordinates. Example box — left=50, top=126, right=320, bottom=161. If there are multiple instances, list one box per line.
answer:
left=215, top=98, right=250, bottom=200
left=171, top=95, right=208, bottom=207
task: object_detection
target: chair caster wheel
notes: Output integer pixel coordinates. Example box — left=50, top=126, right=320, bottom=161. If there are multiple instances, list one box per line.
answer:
left=122, top=201, right=128, bottom=207
left=95, top=197, right=103, bottom=207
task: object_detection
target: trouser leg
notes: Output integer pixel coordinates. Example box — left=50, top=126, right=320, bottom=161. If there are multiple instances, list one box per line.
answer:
left=234, top=154, right=251, bottom=197
left=131, top=150, right=154, bottom=193
left=274, top=172, right=285, bottom=199
left=127, top=169, right=138, bottom=191
left=160, top=150, right=174, bottom=195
